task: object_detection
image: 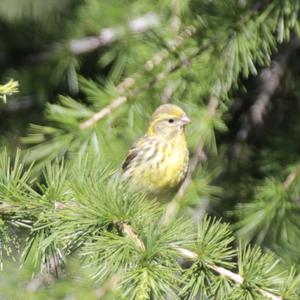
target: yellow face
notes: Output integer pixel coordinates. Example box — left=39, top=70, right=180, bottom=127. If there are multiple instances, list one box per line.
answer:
left=146, top=104, right=191, bottom=138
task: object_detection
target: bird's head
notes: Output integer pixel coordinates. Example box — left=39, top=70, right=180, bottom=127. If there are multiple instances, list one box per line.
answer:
left=146, top=104, right=191, bottom=138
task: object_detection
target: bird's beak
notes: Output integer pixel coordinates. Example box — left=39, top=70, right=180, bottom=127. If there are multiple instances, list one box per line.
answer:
left=181, top=114, right=192, bottom=125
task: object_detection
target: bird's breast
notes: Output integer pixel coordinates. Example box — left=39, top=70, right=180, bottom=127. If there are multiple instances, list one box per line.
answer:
left=131, top=136, right=189, bottom=194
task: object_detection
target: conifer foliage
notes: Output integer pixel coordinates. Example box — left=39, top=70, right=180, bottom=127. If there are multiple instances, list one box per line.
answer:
left=1, top=0, right=300, bottom=299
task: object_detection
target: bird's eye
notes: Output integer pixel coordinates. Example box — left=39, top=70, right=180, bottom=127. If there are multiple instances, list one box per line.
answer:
left=168, top=118, right=174, bottom=123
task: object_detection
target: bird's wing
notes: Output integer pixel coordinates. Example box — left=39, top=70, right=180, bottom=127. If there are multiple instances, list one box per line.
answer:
left=122, top=137, right=144, bottom=171
left=122, top=148, right=138, bottom=170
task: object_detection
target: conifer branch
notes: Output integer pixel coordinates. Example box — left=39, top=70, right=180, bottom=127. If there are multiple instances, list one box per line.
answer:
left=79, top=25, right=197, bottom=129
left=2, top=1, right=300, bottom=298
left=118, top=221, right=283, bottom=300
left=0, top=198, right=288, bottom=299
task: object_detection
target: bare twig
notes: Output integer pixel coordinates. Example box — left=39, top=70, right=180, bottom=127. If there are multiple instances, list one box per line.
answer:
left=283, top=166, right=300, bottom=190
left=257, top=288, right=283, bottom=300
left=7, top=13, right=161, bottom=67
left=144, top=25, right=196, bottom=71
left=95, top=275, right=120, bottom=299
left=176, top=246, right=282, bottom=300
left=69, top=13, right=160, bottom=55
left=26, top=272, right=54, bottom=292
left=79, top=96, right=127, bottom=129
left=160, top=83, right=174, bottom=104
left=83, top=24, right=196, bottom=95
left=250, top=40, right=300, bottom=125
left=0, top=202, right=17, bottom=214
left=115, top=221, right=145, bottom=251
left=0, top=97, right=35, bottom=115
left=235, top=37, right=300, bottom=144
left=26, top=251, right=64, bottom=292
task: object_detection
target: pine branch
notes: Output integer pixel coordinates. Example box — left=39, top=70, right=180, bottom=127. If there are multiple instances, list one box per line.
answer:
left=0, top=182, right=291, bottom=299
left=79, top=25, right=197, bottom=129
left=235, top=163, right=300, bottom=247
left=118, top=221, right=283, bottom=300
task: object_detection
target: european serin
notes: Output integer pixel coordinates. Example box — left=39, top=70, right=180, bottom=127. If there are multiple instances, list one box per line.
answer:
left=122, top=104, right=191, bottom=197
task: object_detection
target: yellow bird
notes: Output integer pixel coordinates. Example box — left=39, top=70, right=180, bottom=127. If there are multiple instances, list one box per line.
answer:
left=122, top=104, right=191, bottom=197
